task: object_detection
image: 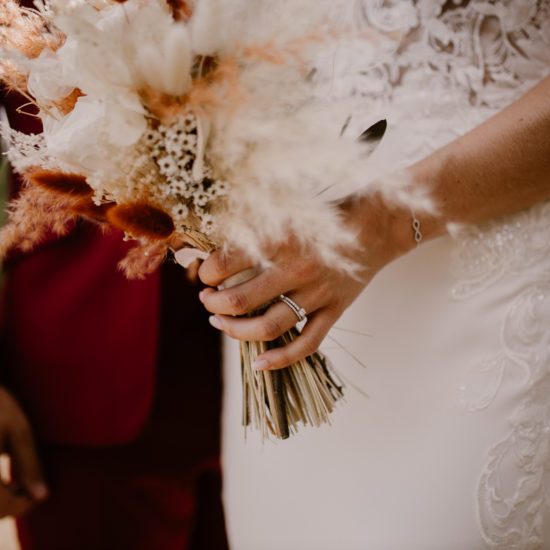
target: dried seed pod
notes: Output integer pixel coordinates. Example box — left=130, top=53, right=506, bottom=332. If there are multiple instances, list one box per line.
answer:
left=165, top=0, right=193, bottom=22
left=27, top=168, right=93, bottom=197
left=107, top=202, right=175, bottom=239
left=71, top=199, right=114, bottom=222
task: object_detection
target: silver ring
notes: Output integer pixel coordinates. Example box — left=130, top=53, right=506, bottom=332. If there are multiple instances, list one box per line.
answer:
left=278, top=294, right=307, bottom=323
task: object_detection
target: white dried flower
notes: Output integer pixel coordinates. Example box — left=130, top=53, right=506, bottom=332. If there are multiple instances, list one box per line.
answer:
left=143, top=129, right=160, bottom=147
left=200, top=213, right=215, bottom=234
left=177, top=154, right=193, bottom=171
left=194, top=191, right=209, bottom=207
left=180, top=133, right=197, bottom=152
left=182, top=113, right=197, bottom=132
left=157, top=155, right=179, bottom=178
left=172, top=203, right=189, bottom=220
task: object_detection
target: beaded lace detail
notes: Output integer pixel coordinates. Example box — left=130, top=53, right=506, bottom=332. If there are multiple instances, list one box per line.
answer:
left=451, top=204, right=550, bottom=550
left=334, top=1, right=550, bottom=548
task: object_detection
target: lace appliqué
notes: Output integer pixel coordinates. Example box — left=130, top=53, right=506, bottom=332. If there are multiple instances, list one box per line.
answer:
left=347, top=0, right=550, bottom=110
left=320, top=0, right=550, bottom=173
left=333, top=2, right=550, bottom=547
left=476, top=383, right=550, bottom=550
left=357, top=2, right=550, bottom=546
left=451, top=203, right=550, bottom=300
left=451, top=202, right=550, bottom=549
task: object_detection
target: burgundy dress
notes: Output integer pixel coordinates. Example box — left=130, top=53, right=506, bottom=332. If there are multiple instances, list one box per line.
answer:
left=0, top=79, right=227, bottom=549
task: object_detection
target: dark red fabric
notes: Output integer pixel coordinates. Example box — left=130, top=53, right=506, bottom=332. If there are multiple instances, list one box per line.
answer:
left=1, top=12, right=227, bottom=546
left=1, top=86, right=40, bottom=136
left=133, top=259, right=223, bottom=475
left=16, top=447, right=228, bottom=550
left=2, top=224, right=160, bottom=445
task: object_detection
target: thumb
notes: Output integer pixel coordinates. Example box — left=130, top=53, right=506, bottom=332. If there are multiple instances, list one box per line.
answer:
left=7, top=422, right=48, bottom=502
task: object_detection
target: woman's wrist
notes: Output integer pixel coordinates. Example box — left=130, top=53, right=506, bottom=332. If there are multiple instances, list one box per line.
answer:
left=406, top=155, right=450, bottom=242
left=341, top=158, right=452, bottom=277
left=357, top=171, right=447, bottom=266
left=346, top=192, right=418, bottom=274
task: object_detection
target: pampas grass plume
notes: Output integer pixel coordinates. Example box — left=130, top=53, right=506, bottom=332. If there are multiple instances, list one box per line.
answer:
left=118, top=241, right=169, bottom=279
left=0, top=186, right=78, bottom=258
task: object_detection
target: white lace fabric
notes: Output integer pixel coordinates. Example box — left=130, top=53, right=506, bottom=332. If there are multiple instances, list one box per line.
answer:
left=450, top=203, right=550, bottom=549
left=343, top=0, right=550, bottom=108
left=357, top=0, right=550, bottom=550
left=336, top=2, right=550, bottom=548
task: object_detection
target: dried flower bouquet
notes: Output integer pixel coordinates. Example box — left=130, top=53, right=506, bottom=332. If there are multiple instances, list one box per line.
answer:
left=0, top=0, right=405, bottom=439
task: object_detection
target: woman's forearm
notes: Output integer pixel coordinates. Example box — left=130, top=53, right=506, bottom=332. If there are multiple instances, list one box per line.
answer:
left=407, top=74, right=550, bottom=242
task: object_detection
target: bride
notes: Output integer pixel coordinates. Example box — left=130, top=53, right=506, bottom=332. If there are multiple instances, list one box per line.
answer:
left=198, top=1, right=550, bottom=549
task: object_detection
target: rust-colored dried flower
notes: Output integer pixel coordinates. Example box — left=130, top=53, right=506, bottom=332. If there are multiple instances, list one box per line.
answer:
left=165, top=0, right=193, bottom=22
left=26, top=168, right=93, bottom=197
left=0, top=0, right=64, bottom=59
left=71, top=199, right=114, bottom=222
left=119, top=241, right=170, bottom=279
left=0, top=60, right=28, bottom=92
left=107, top=202, right=175, bottom=240
left=0, top=185, right=78, bottom=258
left=54, top=88, right=84, bottom=116
left=139, top=87, right=188, bottom=120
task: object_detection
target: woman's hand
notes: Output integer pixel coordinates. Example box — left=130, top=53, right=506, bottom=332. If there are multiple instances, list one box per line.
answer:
left=200, top=76, right=550, bottom=371
left=198, top=194, right=416, bottom=370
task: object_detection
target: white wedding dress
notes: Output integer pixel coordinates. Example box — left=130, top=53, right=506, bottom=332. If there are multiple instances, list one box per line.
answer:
left=221, top=2, right=550, bottom=549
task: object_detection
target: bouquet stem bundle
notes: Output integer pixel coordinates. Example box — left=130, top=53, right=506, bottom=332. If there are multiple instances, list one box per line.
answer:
left=0, top=0, right=376, bottom=442
left=195, top=248, right=345, bottom=440
left=241, top=325, right=344, bottom=440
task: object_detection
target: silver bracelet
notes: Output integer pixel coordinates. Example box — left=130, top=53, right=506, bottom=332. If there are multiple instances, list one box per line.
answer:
left=411, top=209, right=422, bottom=245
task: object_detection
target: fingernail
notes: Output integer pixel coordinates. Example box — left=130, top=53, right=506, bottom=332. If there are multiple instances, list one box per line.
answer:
left=31, top=483, right=49, bottom=501
left=198, top=290, right=206, bottom=302
left=252, top=359, right=270, bottom=371
left=209, top=315, right=222, bottom=330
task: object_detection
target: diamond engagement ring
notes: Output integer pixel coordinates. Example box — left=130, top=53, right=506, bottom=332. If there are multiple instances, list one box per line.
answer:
left=278, top=294, right=307, bottom=323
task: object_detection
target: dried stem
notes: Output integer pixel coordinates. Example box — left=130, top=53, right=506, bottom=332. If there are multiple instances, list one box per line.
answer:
left=240, top=323, right=344, bottom=441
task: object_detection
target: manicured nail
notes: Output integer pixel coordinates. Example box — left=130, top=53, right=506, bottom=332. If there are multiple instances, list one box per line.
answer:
left=31, top=483, right=49, bottom=501
left=252, top=359, right=270, bottom=371
left=198, top=290, right=206, bottom=302
left=209, top=315, right=222, bottom=330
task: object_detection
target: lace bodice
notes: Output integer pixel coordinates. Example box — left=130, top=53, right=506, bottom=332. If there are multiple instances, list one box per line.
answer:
left=355, top=0, right=549, bottom=106
left=317, top=0, right=550, bottom=167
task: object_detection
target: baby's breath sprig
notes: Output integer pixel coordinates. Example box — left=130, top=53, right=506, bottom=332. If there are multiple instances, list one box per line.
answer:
left=142, top=110, right=229, bottom=235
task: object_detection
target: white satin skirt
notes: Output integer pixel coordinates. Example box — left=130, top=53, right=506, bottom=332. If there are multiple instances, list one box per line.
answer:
left=221, top=211, right=550, bottom=550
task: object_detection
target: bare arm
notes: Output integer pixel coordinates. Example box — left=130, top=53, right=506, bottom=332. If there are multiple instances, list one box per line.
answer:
left=198, top=75, right=550, bottom=370
left=407, top=75, right=550, bottom=241
left=0, top=387, right=48, bottom=517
